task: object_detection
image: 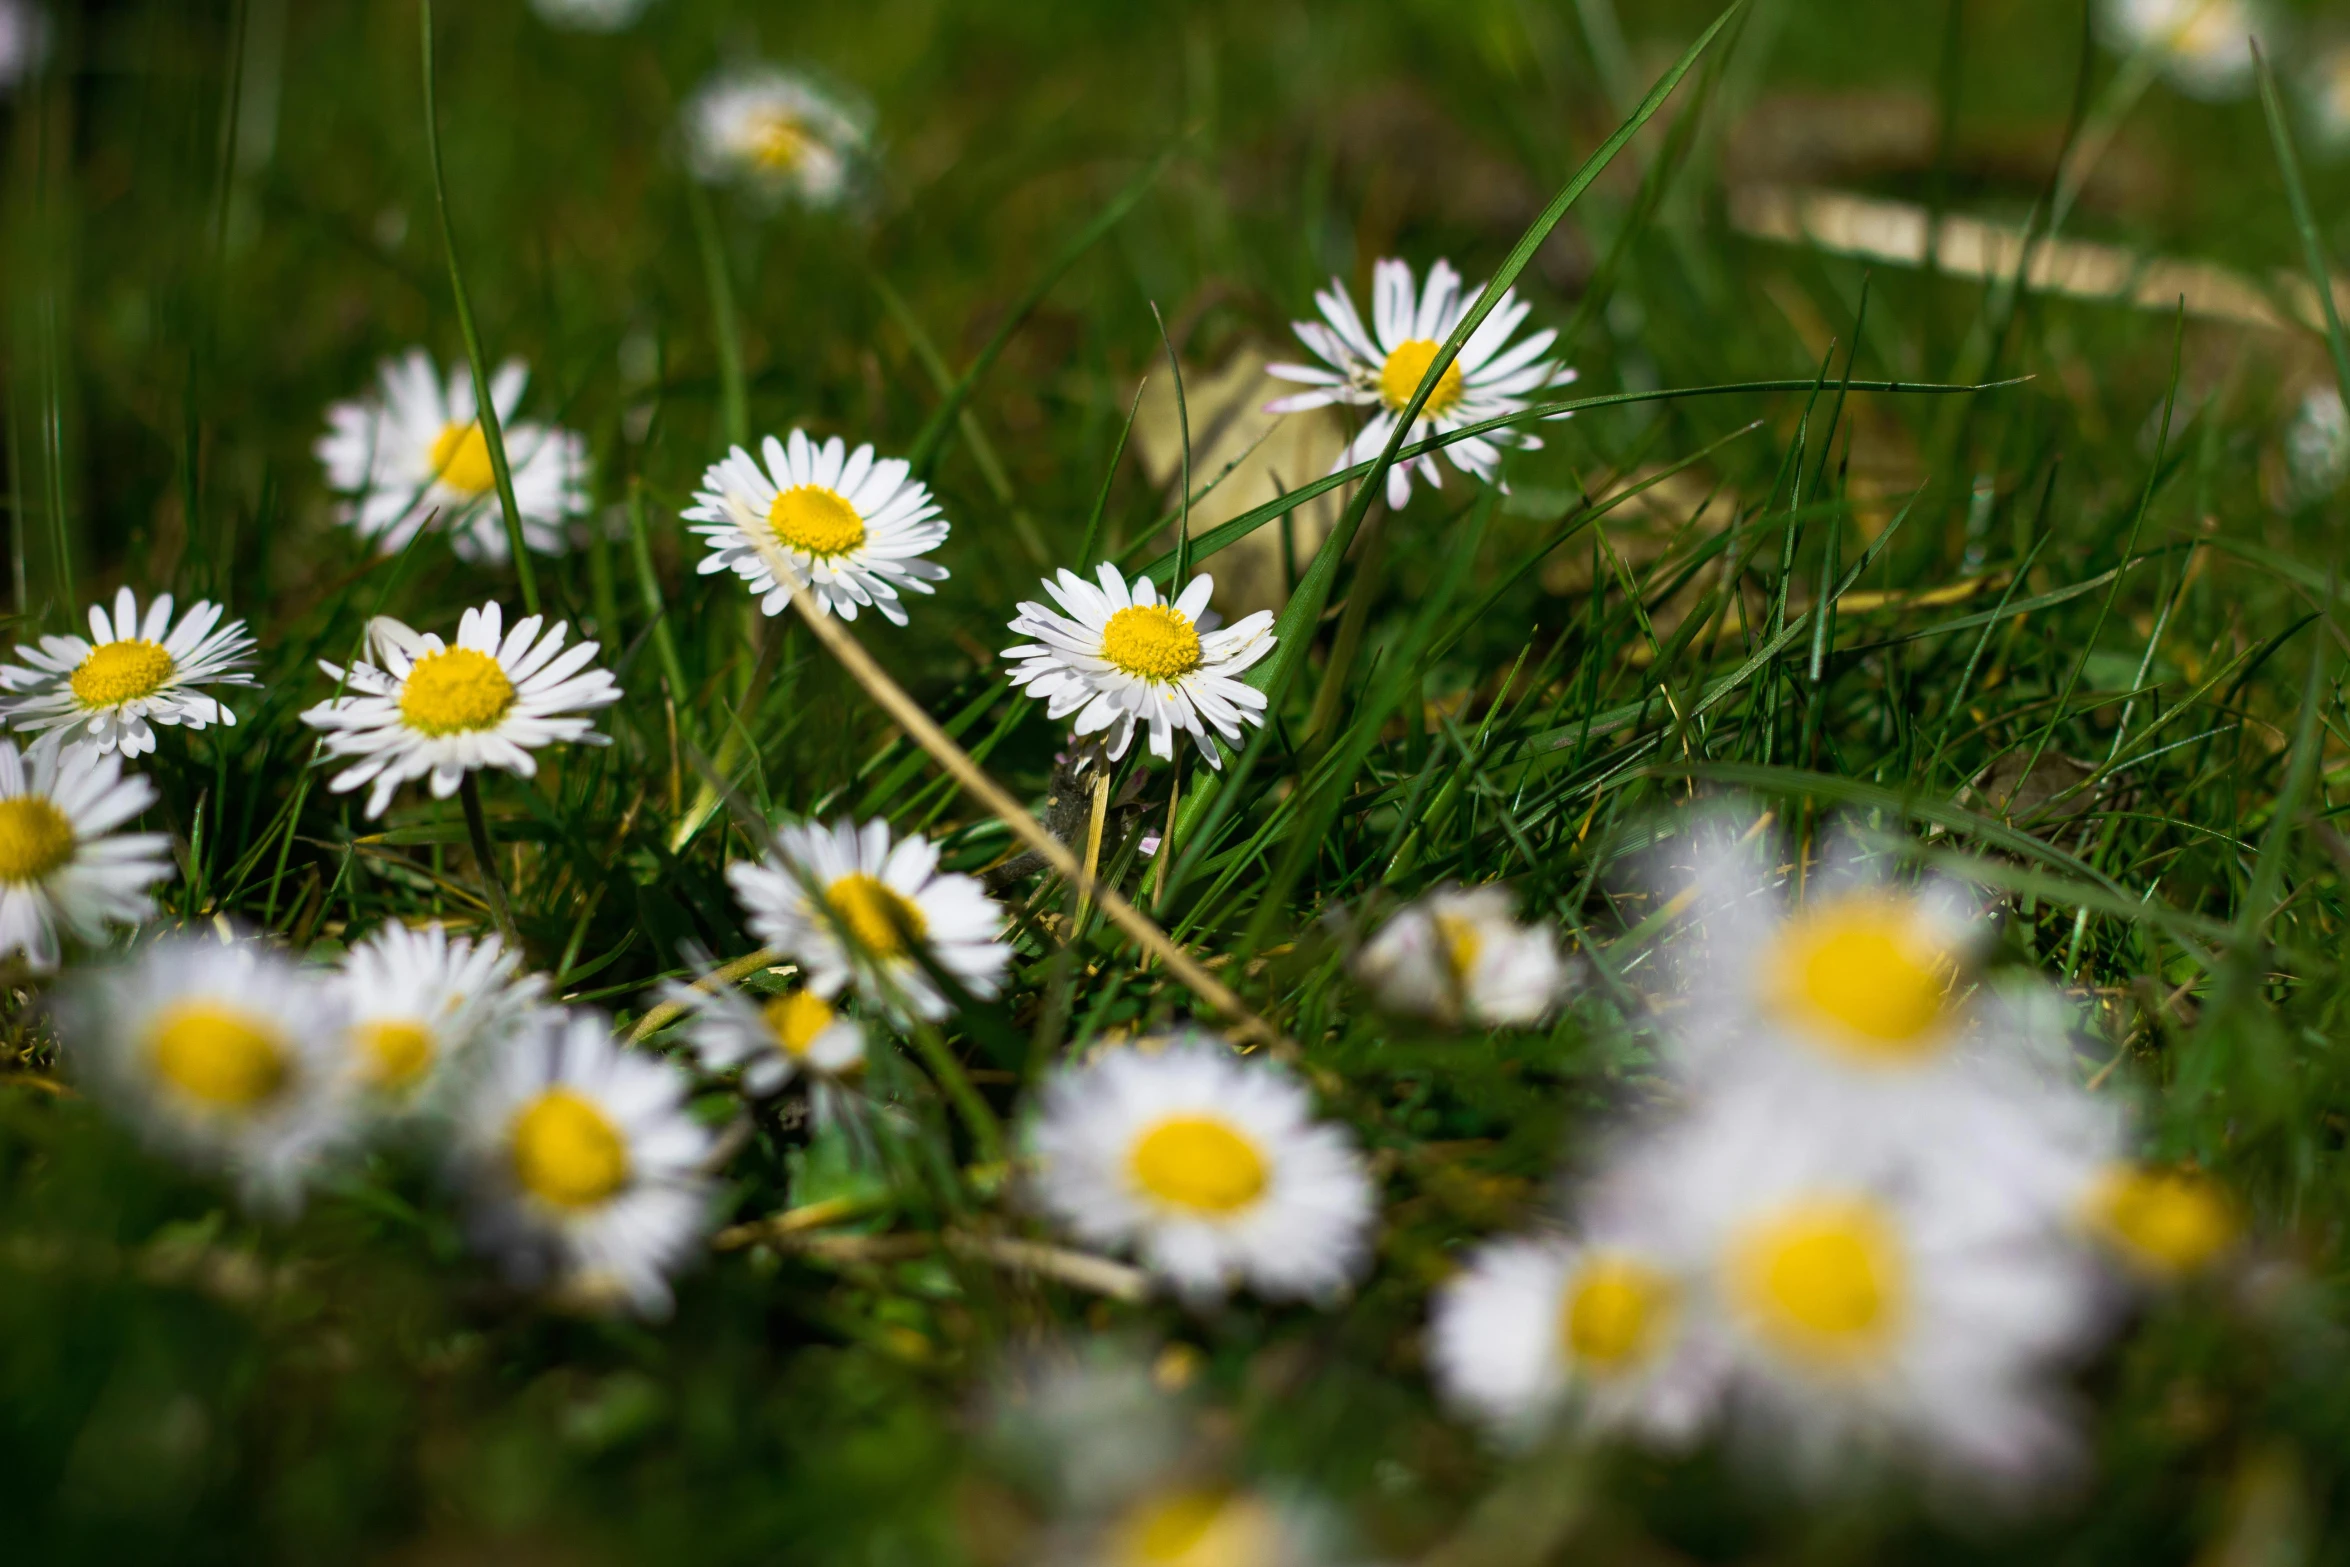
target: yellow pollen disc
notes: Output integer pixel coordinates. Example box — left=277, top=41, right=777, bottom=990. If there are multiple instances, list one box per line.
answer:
left=1731, top=1198, right=1906, bottom=1367
left=2089, top=1164, right=2235, bottom=1278
left=1763, top=894, right=1957, bottom=1062
left=747, top=110, right=811, bottom=171
left=824, top=873, right=927, bottom=956
left=1434, top=910, right=1483, bottom=981
left=762, top=989, right=836, bottom=1058
left=1377, top=338, right=1466, bottom=415
left=768, top=484, right=867, bottom=558
left=1560, top=1255, right=1676, bottom=1374
left=69, top=639, right=176, bottom=709
left=357, top=1019, right=438, bottom=1090
left=146, top=1001, right=292, bottom=1111
left=1115, top=1487, right=1279, bottom=1567
left=1128, top=1114, right=1268, bottom=1217
left=429, top=421, right=498, bottom=496
left=0, top=796, right=75, bottom=883
left=398, top=647, right=517, bottom=737
left=509, top=1088, right=631, bottom=1210
left=1100, top=603, right=1204, bottom=683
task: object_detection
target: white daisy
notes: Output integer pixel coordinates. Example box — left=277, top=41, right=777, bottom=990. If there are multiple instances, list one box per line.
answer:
left=1352, top=884, right=1568, bottom=1027
left=728, top=817, right=1009, bottom=1023
left=315, top=350, right=588, bottom=564
left=0, top=587, right=257, bottom=757
left=1265, top=257, right=1577, bottom=510
left=684, top=431, right=951, bottom=626
left=1026, top=1036, right=1375, bottom=1306
left=530, top=0, right=655, bottom=32
left=0, top=738, right=172, bottom=971
left=299, top=602, right=621, bottom=818
left=2076, top=1161, right=2239, bottom=1283
left=2287, top=385, right=2349, bottom=503
left=1004, top=564, right=1275, bottom=770
left=2098, top=0, right=2273, bottom=99
left=1429, top=1230, right=1721, bottom=1446
left=338, top=921, right=546, bottom=1109
left=683, top=65, right=869, bottom=207
left=452, top=1009, right=714, bottom=1316
left=659, top=967, right=866, bottom=1097
left=60, top=935, right=359, bottom=1212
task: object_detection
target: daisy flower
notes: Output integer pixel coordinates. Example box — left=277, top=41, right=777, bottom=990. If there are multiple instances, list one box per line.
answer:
left=0, top=587, right=257, bottom=757
left=2314, top=44, right=2350, bottom=145
left=61, top=935, right=359, bottom=1212
left=659, top=966, right=866, bottom=1097
left=315, top=350, right=588, bottom=564
left=1003, top=564, right=1275, bottom=770
left=530, top=0, right=655, bottom=32
left=728, top=817, right=1008, bottom=1022
left=685, top=431, right=951, bottom=626
left=2098, top=0, right=2272, bottom=99
left=452, top=1009, right=714, bottom=1316
left=0, top=0, right=50, bottom=93
left=1265, top=257, right=1577, bottom=510
left=1072, top=1485, right=1328, bottom=1567
left=1352, top=884, right=1567, bottom=1027
left=338, top=922, right=546, bottom=1109
left=684, top=65, right=869, bottom=207
left=1026, top=1036, right=1375, bottom=1306
left=2286, top=385, right=2349, bottom=503
left=299, top=602, right=621, bottom=818
left=2078, top=1162, right=2238, bottom=1283
left=0, top=738, right=173, bottom=971
left=1429, top=1230, right=1720, bottom=1446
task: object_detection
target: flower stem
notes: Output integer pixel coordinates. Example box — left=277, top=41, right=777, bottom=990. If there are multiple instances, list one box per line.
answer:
left=458, top=772, right=519, bottom=948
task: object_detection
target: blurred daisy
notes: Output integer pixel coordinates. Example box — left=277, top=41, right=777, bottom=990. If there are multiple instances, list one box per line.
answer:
left=338, top=922, right=545, bottom=1108
left=660, top=967, right=866, bottom=1097
left=2286, top=385, right=2348, bottom=503
left=685, top=431, right=950, bottom=626
left=1266, top=257, right=1577, bottom=510
left=300, top=602, right=620, bottom=818
left=62, top=935, right=357, bottom=1212
left=0, top=0, right=49, bottom=93
left=530, top=0, right=654, bottom=32
left=1353, top=884, right=1567, bottom=1027
left=1027, top=1036, right=1375, bottom=1306
left=0, top=738, right=172, bottom=971
left=684, top=65, right=868, bottom=207
left=453, top=1010, right=713, bottom=1316
left=2314, top=45, right=2350, bottom=145
left=316, top=350, right=587, bottom=564
left=1003, top=565, right=1275, bottom=770
left=2079, top=1162, right=2237, bottom=1282
left=0, top=588, right=257, bottom=757
left=1077, top=1485, right=1324, bottom=1567
left=2098, top=0, right=2272, bottom=99
left=728, top=816, right=1009, bottom=1022
left=1429, top=1231, right=1719, bottom=1445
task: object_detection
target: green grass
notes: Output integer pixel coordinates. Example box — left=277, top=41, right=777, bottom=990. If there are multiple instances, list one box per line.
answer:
left=10, top=0, right=2350, bottom=1560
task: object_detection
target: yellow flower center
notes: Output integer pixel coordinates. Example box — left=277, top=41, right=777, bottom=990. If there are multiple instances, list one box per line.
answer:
left=1434, top=910, right=1482, bottom=982
left=1730, top=1198, right=1906, bottom=1367
left=1114, top=1487, right=1279, bottom=1567
left=762, top=989, right=838, bottom=1058
left=356, top=1018, right=438, bottom=1091
left=1100, top=604, right=1204, bottom=683
left=398, top=647, right=517, bottom=737
left=69, top=639, right=176, bottom=709
left=429, top=421, right=498, bottom=497
left=2167, top=0, right=2234, bottom=54
left=768, top=484, right=867, bottom=558
left=1559, top=1254, right=1677, bottom=1375
left=1763, top=893, right=1957, bottom=1062
left=1377, top=338, right=1466, bottom=415
left=824, top=873, right=926, bottom=957
left=1128, top=1114, right=1269, bottom=1216
left=2089, top=1164, right=2235, bottom=1278
left=146, top=1001, right=292, bottom=1111
left=0, top=796, right=75, bottom=883
left=509, top=1088, right=631, bottom=1210
left=747, top=109, right=812, bottom=171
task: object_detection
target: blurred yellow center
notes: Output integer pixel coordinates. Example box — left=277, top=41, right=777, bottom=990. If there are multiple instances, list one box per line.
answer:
left=825, top=873, right=925, bottom=956
left=1129, top=1115, right=1267, bottom=1215
left=1765, top=895, right=1955, bottom=1061
left=1560, top=1255, right=1676, bottom=1373
left=399, top=647, right=516, bottom=736
left=747, top=111, right=811, bottom=171
left=1378, top=338, right=1465, bottom=414
left=1434, top=910, right=1482, bottom=980
left=1100, top=604, right=1203, bottom=682
left=147, top=1001, right=290, bottom=1111
left=70, top=639, right=175, bottom=708
left=769, top=484, right=866, bottom=557
left=2090, top=1165, right=2234, bottom=1277
left=762, top=990, right=836, bottom=1058
left=357, top=1018, right=437, bottom=1090
left=510, top=1088, right=630, bottom=1210
left=1731, top=1199, right=1904, bottom=1366
left=0, top=796, right=74, bottom=882
left=1115, top=1487, right=1278, bottom=1567
left=429, top=421, right=497, bottom=496
left=2166, top=1, right=2233, bottom=53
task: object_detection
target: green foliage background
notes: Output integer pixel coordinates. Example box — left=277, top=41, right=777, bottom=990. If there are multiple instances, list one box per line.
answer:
left=9, top=0, right=2350, bottom=1560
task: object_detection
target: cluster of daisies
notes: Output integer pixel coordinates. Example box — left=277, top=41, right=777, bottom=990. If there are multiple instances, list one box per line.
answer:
left=1426, top=822, right=2235, bottom=1496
